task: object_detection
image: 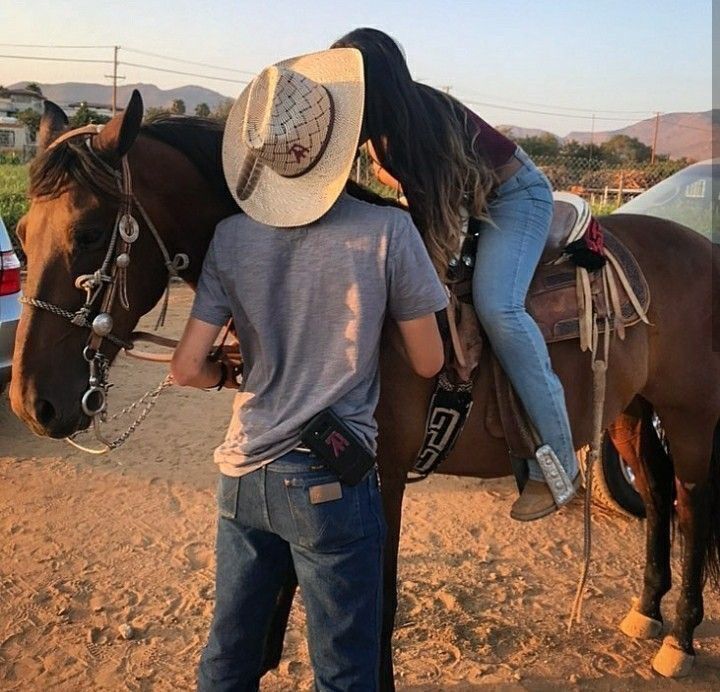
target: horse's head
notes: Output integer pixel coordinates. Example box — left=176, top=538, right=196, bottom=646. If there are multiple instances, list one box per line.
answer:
left=10, top=91, right=174, bottom=437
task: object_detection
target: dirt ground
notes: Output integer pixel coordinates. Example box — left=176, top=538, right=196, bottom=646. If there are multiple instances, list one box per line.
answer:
left=1, top=285, right=719, bottom=691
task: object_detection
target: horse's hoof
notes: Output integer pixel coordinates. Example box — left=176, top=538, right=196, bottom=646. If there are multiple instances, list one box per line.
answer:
left=652, top=636, right=695, bottom=678
left=619, top=607, right=663, bottom=639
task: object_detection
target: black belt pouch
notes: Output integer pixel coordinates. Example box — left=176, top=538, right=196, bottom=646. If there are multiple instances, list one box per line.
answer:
left=300, top=408, right=375, bottom=486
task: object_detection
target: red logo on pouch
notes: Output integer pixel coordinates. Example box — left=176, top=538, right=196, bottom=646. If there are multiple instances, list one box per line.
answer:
left=325, top=431, right=349, bottom=458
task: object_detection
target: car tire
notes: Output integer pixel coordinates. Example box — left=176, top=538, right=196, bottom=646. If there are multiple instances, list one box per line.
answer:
left=577, top=437, right=645, bottom=519
left=598, top=435, right=645, bottom=518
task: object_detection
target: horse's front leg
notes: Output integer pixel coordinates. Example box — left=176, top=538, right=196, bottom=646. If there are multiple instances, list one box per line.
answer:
left=611, top=404, right=673, bottom=639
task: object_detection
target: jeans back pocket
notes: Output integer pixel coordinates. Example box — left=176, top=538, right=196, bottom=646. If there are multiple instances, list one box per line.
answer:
left=284, top=473, right=366, bottom=551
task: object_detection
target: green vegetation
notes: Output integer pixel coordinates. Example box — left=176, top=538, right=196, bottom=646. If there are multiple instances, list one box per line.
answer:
left=517, top=133, right=689, bottom=168
left=69, top=103, right=111, bottom=128
left=144, top=106, right=171, bottom=122
left=144, top=98, right=234, bottom=123
left=16, top=108, right=41, bottom=142
left=590, top=201, right=621, bottom=216
left=0, top=164, right=29, bottom=256
left=170, top=99, right=186, bottom=115
left=195, top=102, right=211, bottom=117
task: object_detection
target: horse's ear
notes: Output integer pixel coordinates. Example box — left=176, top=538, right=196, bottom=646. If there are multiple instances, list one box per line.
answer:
left=37, top=100, right=69, bottom=153
left=92, top=89, right=144, bottom=160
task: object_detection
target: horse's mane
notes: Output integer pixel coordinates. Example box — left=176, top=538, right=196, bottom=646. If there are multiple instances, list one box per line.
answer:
left=141, top=116, right=236, bottom=209
left=29, top=115, right=237, bottom=208
left=29, top=114, right=399, bottom=212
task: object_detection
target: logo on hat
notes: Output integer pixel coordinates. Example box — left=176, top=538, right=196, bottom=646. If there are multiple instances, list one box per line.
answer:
left=289, top=143, right=311, bottom=163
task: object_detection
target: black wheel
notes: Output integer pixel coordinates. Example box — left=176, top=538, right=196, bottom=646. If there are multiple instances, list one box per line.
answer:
left=600, top=435, right=645, bottom=518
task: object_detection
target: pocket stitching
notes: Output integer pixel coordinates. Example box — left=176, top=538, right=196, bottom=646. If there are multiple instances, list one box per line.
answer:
left=283, top=479, right=365, bottom=549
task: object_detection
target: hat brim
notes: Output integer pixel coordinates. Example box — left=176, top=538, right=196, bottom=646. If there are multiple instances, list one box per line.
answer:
left=222, top=48, right=364, bottom=228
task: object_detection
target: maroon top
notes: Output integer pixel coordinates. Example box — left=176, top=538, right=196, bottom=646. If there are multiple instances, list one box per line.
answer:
left=462, top=105, right=517, bottom=170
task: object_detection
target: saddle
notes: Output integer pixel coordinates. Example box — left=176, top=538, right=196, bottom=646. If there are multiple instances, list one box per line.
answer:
left=412, top=193, right=650, bottom=477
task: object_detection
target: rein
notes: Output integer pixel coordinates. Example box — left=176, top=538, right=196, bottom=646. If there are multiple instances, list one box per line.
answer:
left=20, top=125, right=189, bottom=452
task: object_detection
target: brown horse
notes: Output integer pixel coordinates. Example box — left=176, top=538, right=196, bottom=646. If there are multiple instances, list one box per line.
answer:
left=11, top=94, right=720, bottom=683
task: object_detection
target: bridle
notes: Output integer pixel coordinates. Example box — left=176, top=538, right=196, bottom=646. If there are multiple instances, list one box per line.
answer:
left=20, top=124, right=189, bottom=447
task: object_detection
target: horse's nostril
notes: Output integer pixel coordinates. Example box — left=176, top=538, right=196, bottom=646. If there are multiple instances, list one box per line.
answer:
left=35, top=398, right=57, bottom=427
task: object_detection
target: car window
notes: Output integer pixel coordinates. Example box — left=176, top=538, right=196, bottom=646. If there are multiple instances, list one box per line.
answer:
left=617, top=163, right=717, bottom=239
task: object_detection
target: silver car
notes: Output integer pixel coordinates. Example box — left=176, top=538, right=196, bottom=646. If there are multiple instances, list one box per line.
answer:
left=0, top=214, right=21, bottom=390
left=615, top=158, right=718, bottom=240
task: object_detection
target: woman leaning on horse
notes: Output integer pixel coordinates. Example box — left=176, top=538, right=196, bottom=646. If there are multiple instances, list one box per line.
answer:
left=332, top=27, right=579, bottom=521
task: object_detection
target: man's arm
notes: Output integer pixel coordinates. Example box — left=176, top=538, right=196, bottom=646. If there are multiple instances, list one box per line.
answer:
left=396, top=313, right=444, bottom=379
left=171, top=317, right=236, bottom=389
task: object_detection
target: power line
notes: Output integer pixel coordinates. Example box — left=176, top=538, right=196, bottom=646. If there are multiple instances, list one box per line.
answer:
left=120, top=61, right=249, bottom=85
left=0, top=53, right=112, bottom=64
left=448, top=86, right=655, bottom=116
left=122, top=46, right=257, bottom=76
left=0, top=42, right=114, bottom=49
left=456, top=96, right=642, bottom=122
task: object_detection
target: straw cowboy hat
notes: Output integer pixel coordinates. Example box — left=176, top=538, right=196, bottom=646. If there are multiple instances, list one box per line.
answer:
left=222, top=48, right=364, bottom=227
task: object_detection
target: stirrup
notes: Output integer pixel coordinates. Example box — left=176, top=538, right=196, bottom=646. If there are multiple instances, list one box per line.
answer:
left=534, top=444, right=576, bottom=506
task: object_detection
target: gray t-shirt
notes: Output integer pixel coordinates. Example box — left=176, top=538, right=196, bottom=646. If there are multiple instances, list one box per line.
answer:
left=191, top=192, right=448, bottom=477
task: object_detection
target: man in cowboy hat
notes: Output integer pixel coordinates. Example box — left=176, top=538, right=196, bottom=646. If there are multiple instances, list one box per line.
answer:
left=171, top=48, right=448, bottom=691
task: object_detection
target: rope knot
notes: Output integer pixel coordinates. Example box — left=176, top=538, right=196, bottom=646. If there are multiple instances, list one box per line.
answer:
left=166, top=253, right=190, bottom=276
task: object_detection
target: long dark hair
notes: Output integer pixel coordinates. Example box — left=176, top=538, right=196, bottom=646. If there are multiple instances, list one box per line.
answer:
left=332, top=28, right=496, bottom=278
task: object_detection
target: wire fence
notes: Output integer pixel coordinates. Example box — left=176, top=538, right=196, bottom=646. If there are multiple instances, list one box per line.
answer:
left=350, top=150, right=689, bottom=214
left=532, top=155, right=688, bottom=211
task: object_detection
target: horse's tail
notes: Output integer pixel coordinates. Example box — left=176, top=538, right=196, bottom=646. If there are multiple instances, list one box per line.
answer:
left=702, top=418, right=720, bottom=589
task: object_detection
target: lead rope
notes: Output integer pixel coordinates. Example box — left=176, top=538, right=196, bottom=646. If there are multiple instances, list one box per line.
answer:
left=568, top=265, right=612, bottom=631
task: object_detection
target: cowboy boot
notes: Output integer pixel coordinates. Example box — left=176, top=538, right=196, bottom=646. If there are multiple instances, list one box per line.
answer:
left=510, top=480, right=560, bottom=521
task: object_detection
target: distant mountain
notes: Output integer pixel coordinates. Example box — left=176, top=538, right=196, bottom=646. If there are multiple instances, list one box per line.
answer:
left=9, top=81, right=715, bottom=162
left=497, top=125, right=560, bottom=141
left=565, top=110, right=718, bottom=162
left=8, top=81, right=234, bottom=113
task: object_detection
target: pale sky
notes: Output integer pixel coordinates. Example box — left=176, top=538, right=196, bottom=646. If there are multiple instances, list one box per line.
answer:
left=1, top=0, right=713, bottom=136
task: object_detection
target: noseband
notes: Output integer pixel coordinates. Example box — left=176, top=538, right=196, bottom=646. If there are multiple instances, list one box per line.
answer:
left=20, top=125, right=189, bottom=435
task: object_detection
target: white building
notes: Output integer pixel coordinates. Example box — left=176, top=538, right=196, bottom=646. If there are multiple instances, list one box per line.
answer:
left=0, top=89, right=44, bottom=156
left=0, top=119, right=31, bottom=149
left=65, top=102, right=117, bottom=119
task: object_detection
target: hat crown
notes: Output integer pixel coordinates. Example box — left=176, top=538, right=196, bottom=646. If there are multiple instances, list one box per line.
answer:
left=222, top=47, right=364, bottom=227
left=241, top=65, right=334, bottom=179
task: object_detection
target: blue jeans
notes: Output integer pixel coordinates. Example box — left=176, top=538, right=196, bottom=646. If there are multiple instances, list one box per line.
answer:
left=473, top=147, right=578, bottom=483
left=197, top=452, right=386, bottom=692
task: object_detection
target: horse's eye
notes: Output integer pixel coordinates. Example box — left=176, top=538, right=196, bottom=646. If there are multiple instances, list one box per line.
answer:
left=76, top=227, right=106, bottom=250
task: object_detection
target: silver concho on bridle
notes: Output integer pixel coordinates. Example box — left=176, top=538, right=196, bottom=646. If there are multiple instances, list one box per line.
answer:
left=118, top=213, right=140, bottom=243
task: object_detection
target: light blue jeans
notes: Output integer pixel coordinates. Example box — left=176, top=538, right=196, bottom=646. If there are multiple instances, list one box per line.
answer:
left=473, top=147, right=578, bottom=483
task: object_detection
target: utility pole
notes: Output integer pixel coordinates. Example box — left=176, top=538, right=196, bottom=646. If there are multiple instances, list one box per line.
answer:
left=589, top=113, right=595, bottom=162
left=651, top=111, right=660, bottom=164
left=104, top=46, right=125, bottom=115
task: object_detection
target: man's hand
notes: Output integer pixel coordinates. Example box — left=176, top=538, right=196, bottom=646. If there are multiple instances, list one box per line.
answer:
left=171, top=317, right=238, bottom=389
